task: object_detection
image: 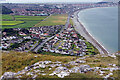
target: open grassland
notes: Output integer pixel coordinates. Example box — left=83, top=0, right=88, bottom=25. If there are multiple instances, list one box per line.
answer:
left=2, top=21, right=40, bottom=29
left=2, top=21, right=24, bottom=26
left=14, top=15, right=47, bottom=21
left=2, top=15, right=13, bottom=21
left=37, top=14, right=68, bottom=26
left=2, top=15, right=48, bottom=29
left=2, top=51, right=76, bottom=74
left=2, top=14, right=68, bottom=29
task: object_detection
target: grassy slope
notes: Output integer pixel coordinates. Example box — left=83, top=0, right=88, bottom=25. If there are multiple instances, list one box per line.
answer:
left=84, top=55, right=118, bottom=68
left=1, top=51, right=119, bottom=78
left=2, top=51, right=76, bottom=74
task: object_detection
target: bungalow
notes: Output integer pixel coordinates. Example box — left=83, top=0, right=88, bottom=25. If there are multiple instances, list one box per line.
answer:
left=54, top=37, right=59, bottom=40
left=2, top=43, right=10, bottom=49
left=3, top=32, right=6, bottom=35
left=43, top=47, right=49, bottom=52
left=56, top=34, right=60, bottom=37
left=23, top=36, right=31, bottom=39
left=44, top=33, right=49, bottom=36
left=6, top=37, right=10, bottom=40
left=19, top=32, right=26, bottom=36
left=2, top=38, right=7, bottom=41
left=31, top=34, right=40, bottom=38
left=55, top=49, right=60, bottom=53
left=49, top=49, right=55, bottom=53
left=72, top=33, right=77, bottom=38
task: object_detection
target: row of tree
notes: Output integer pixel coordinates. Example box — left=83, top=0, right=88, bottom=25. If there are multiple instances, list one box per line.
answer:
left=2, top=6, right=13, bottom=14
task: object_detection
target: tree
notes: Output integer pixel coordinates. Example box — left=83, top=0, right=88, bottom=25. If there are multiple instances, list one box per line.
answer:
left=2, top=6, right=13, bottom=14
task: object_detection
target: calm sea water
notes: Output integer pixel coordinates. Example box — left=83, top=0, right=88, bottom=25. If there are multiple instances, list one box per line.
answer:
left=78, top=7, right=118, bottom=53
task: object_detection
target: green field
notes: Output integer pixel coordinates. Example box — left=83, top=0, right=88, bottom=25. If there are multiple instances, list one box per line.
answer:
left=37, top=14, right=68, bottom=27
left=2, top=21, right=24, bottom=26
left=14, top=15, right=47, bottom=21
left=2, top=14, right=48, bottom=29
left=2, top=15, right=13, bottom=21
left=2, top=14, right=68, bottom=29
left=2, top=21, right=40, bottom=29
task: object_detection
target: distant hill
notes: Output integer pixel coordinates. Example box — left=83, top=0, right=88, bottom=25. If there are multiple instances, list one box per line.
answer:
left=2, top=6, right=13, bottom=14
left=102, top=0, right=119, bottom=3
left=96, top=2, right=116, bottom=4
left=97, top=2, right=114, bottom=4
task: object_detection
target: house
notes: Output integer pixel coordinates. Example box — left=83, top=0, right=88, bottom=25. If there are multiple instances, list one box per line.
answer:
left=19, top=32, right=26, bottom=36
left=49, top=49, right=55, bottom=53
left=44, top=33, right=48, bottom=36
left=55, top=49, right=60, bottom=53
left=72, top=33, right=78, bottom=38
left=43, top=47, right=49, bottom=52
left=3, top=32, right=6, bottom=35
left=23, top=36, right=31, bottom=39
left=56, top=34, right=60, bottom=37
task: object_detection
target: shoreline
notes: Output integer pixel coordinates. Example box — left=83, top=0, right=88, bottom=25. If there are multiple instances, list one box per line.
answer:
left=72, top=7, right=109, bottom=55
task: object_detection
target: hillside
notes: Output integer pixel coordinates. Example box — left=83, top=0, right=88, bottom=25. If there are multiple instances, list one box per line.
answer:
left=1, top=51, right=119, bottom=79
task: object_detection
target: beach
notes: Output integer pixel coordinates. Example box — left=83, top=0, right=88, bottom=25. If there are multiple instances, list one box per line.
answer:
left=72, top=9, right=109, bottom=55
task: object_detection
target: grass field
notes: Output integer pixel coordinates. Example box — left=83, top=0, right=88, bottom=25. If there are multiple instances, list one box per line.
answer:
left=2, top=21, right=40, bottom=29
left=2, top=14, right=68, bottom=29
left=37, top=14, right=68, bottom=27
left=2, top=21, right=24, bottom=26
left=14, top=15, right=47, bottom=21
left=2, top=15, right=13, bottom=21
left=2, top=15, right=48, bottom=29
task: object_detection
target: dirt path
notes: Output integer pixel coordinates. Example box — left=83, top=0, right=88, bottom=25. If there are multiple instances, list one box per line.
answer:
left=34, top=15, right=51, bottom=27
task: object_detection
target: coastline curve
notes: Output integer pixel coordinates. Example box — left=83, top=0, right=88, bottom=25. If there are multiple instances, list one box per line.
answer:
left=72, top=8, right=109, bottom=55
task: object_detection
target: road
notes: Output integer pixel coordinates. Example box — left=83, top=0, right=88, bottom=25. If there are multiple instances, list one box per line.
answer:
left=29, top=15, right=52, bottom=51
left=55, top=42, right=62, bottom=50
left=32, top=14, right=70, bottom=53
left=33, top=36, right=54, bottom=53
left=29, top=41, right=38, bottom=51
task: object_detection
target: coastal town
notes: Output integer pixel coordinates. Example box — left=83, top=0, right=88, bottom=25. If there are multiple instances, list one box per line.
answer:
left=2, top=25, right=63, bottom=51
left=1, top=1, right=119, bottom=80
left=3, top=2, right=117, bottom=16
left=1, top=23, right=98, bottom=56
left=42, top=24, right=96, bottom=56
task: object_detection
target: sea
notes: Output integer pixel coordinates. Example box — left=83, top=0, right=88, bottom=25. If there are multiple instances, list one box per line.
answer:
left=78, top=7, right=118, bottom=53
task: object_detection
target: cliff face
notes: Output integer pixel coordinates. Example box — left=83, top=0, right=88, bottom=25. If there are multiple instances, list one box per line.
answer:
left=2, top=6, right=13, bottom=14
